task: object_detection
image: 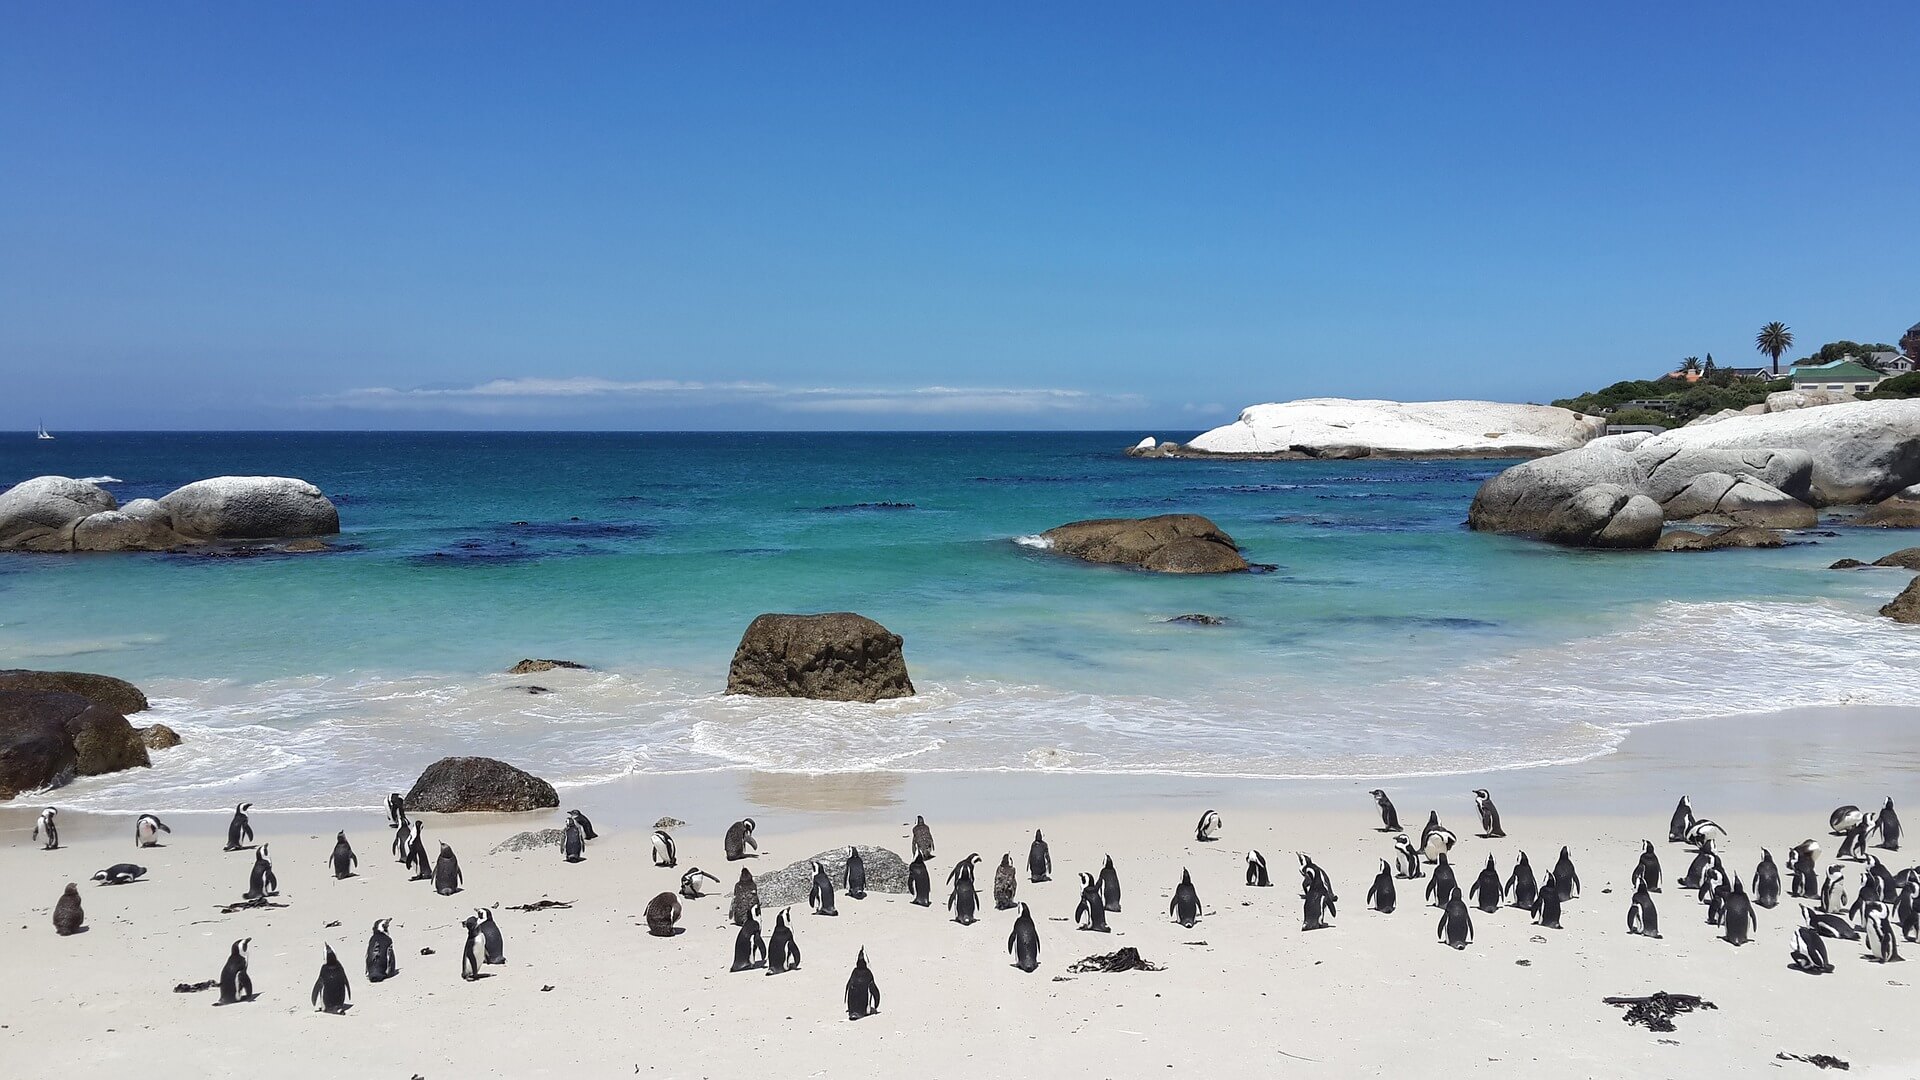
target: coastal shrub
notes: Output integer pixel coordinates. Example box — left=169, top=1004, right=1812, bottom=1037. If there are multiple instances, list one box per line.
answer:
left=1603, top=408, right=1671, bottom=428
left=1555, top=378, right=1789, bottom=423
left=1866, top=372, right=1920, bottom=399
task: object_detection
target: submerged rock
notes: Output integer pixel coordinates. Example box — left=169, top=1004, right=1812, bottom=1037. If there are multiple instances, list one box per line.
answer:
left=756, top=846, right=910, bottom=907
left=1167, top=614, right=1226, bottom=626
left=1860, top=488, right=1920, bottom=528
left=137, top=723, right=183, bottom=750
left=403, top=756, right=559, bottom=813
left=1873, top=548, right=1920, bottom=570
left=726, top=613, right=914, bottom=703
left=507, top=659, right=588, bottom=675
left=1038, top=514, right=1249, bottom=573
left=1654, top=527, right=1785, bottom=552
left=0, top=690, right=150, bottom=801
left=0, top=670, right=148, bottom=715
left=1882, top=577, right=1920, bottom=624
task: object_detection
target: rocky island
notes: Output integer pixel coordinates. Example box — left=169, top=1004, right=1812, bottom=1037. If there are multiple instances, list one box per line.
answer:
left=1129, top=398, right=1606, bottom=460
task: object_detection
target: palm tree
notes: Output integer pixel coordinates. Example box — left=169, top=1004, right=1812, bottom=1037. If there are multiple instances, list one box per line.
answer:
left=1756, top=322, right=1794, bottom=376
left=1679, top=356, right=1702, bottom=375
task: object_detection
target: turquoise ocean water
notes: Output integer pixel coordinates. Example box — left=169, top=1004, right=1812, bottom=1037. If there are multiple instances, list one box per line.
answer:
left=3, top=431, right=1917, bottom=811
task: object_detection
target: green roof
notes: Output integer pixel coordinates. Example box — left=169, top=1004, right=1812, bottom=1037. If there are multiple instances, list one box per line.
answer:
left=1790, top=360, right=1882, bottom=382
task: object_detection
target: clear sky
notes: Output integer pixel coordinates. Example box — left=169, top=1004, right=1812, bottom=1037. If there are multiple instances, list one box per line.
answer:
left=4, top=4, right=1917, bottom=432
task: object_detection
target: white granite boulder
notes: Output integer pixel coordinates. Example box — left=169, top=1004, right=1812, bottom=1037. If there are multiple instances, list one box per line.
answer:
left=71, top=499, right=185, bottom=552
left=1466, top=446, right=1663, bottom=547
left=157, top=476, right=339, bottom=540
left=1636, top=400, right=1920, bottom=505
left=1185, top=399, right=1605, bottom=457
left=0, top=477, right=116, bottom=551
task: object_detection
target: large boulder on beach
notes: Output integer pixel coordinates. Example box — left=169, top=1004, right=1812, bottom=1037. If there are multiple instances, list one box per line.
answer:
left=403, top=756, right=558, bottom=813
left=158, top=477, right=340, bottom=540
left=1637, top=446, right=1814, bottom=505
left=1178, top=399, right=1604, bottom=457
left=0, top=691, right=150, bottom=800
left=1038, top=514, right=1249, bottom=573
left=1634, top=400, right=1920, bottom=505
left=0, top=476, right=117, bottom=551
left=0, top=670, right=148, bottom=714
left=1466, top=446, right=1663, bottom=547
left=755, top=846, right=911, bottom=906
left=726, top=613, right=914, bottom=702
left=1654, top=472, right=1816, bottom=528
left=1882, top=576, right=1920, bottom=624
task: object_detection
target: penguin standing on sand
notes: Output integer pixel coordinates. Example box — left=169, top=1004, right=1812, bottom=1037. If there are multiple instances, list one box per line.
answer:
left=911, top=816, right=934, bottom=860
left=52, top=883, right=84, bottom=935
left=1098, top=855, right=1123, bottom=913
left=1297, top=853, right=1335, bottom=900
left=1791, top=924, right=1833, bottom=974
left=405, top=822, right=431, bottom=881
left=561, top=816, right=586, bottom=863
left=366, top=919, right=397, bottom=982
left=245, top=844, right=277, bottom=900
left=724, top=818, right=757, bottom=861
left=652, top=830, right=678, bottom=868
left=1425, top=853, right=1457, bottom=909
left=1170, top=869, right=1202, bottom=928
left=1469, top=855, right=1502, bottom=913
left=1505, top=852, right=1538, bottom=910
left=1393, top=835, right=1423, bottom=880
left=329, top=832, right=357, bottom=879
left=1075, top=873, right=1109, bottom=932
left=460, top=916, right=486, bottom=980
left=311, top=945, right=351, bottom=1012
left=844, top=949, right=880, bottom=1020
left=1788, top=840, right=1820, bottom=899
left=1627, top=882, right=1660, bottom=939
left=1552, top=846, right=1581, bottom=900
left=1865, top=902, right=1902, bottom=963
left=392, top=814, right=414, bottom=861
left=844, top=847, right=867, bottom=900
left=1722, top=878, right=1756, bottom=945
left=1839, top=815, right=1875, bottom=862
left=947, top=854, right=981, bottom=925
left=729, top=868, right=759, bottom=926
left=1680, top=843, right=1719, bottom=890
left=680, top=868, right=720, bottom=900
left=1668, top=796, right=1694, bottom=843
left=732, top=912, right=766, bottom=972
left=224, top=803, right=254, bottom=852
left=1437, top=887, right=1472, bottom=949
left=1894, top=879, right=1920, bottom=943
left=1302, top=877, right=1336, bottom=931
left=1008, top=903, right=1041, bottom=972
left=808, top=861, right=838, bottom=917
left=134, top=813, right=170, bottom=848
left=1472, top=790, right=1505, bottom=838
left=1028, top=830, right=1051, bottom=883
left=474, top=907, right=505, bottom=964
left=33, top=807, right=58, bottom=851
left=1634, top=841, right=1662, bottom=893
left=1752, top=849, right=1781, bottom=907
left=1820, top=864, right=1851, bottom=915
left=1369, top=789, right=1402, bottom=832
left=218, top=938, right=253, bottom=1004
left=433, top=843, right=463, bottom=896
left=993, top=854, right=1017, bottom=910
left=767, top=908, right=800, bottom=973
left=1367, top=859, right=1396, bottom=913
left=91, top=864, right=146, bottom=885
left=1420, top=813, right=1456, bottom=863
left=1877, top=797, right=1903, bottom=851
left=386, top=793, right=406, bottom=830
left=1195, top=809, right=1223, bottom=842
left=907, top=853, right=931, bottom=907
left=1531, top=871, right=1562, bottom=929
left=567, top=808, right=598, bottom=840
left=1246, top=850, right=1271, bottom=888
left=645, top=892, right=682, bottom=936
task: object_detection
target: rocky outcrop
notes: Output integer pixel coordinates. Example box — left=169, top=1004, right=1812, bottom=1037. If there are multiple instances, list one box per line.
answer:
left=0, top=670, right=148, bottom=714
left=1767, top=389, right=1857, bottom=413
left=0, top=691, right=150, bottom=800
left=0, top=476, right=117, bottom=551
left=1466, top=447, right=1664, bottom=548
left=1132, top=399, right=1605, bottom=459
left=70, top=499, right=185, bottom=551
left=137, top=723, right=182, bottom=750
left=755, top=846, right=910, bottom=906
left=1870, top=548, right=1920, bottom=570
left=0, top=475, right=340, bottom=552
left=1654, top=527, right=1786, bottom=552
left=403, top=756, right=558, bottom=813
left=1167, top=614, right=1226, bottom=626
left=506, top=659, right=588, bottom=675
left=1654, top=472, right=1816, bottom=528
left=1037, top=514, right=1249, bottom=573
left=158, top=477, right=339, bottom=540
left=1634, top=400, right=1920, bottom=506
left=725, top=613, right=914, bottom=702
left=1882, top=577, right=1920, bottom=624
left=1860, top=485, right=1920, bottom=528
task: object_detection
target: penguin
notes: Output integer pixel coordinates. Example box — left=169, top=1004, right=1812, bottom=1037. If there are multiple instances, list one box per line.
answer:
left=474, top=907, right=505, bottom=963
left=329, top=832, right=357, bottom=879
left=1838, top=815, right=1874, bottom=862
left=1393, top=834, right=1424, bottom=880
left=993, top=853, right=1017, bottom=910
left=724, top=818, right=757, bottom=861
left=1469, top=855, right=1502, bottom=914
left=33, top=807, right=58, bottom=851
left=1472, top=789, right=1505, bottom=838
left=567, top=808, right=598, bottom=840
left=1680, top=843, right=1719, bottom=890
left=1876, top=797, right=1902, bottom=852
left=1246, top=850, right=1271, bottom=888
left=844, top=948, right=880, bottom=1019
left=947, top=854, right=981, bottom=925
left=1820, top=864, right=1851, bottom=915
left=645, top=891, right=682, bottom=936
left=1531, top=870, right=1562, bottom=929
left=406, top=824, right=432, bottom=882
left=1668, top=795, right=1694, bottom=843
left=809, top=861, right=838, bottom=917
left=134, top=812, right=170, bottom=848
left=1425, top=853, right=1457, bottom=909
left=561, top=817, right=586, bottom=863
left=680, top=867, right=720, bottom=900
left=365, top=919, right=397, bottom=982
left=911, top=815, right=934, bottom=860
left=1753, top=848, right=1782, bottom=908
left=224, top=803, right=254, bottom=852
left=1721, top=877, right=1755, bottom=945
left=1194, top=809, right=1223, bottom=842
left=52, top=883, right=84, bottom=935
left=766, top=908, right=801, bottom=973
left=729, top=868, right=760, bottom=926
left=1790, top=924, right=1833, bottom=974
left=1698, top=864, right=1726, bottom=910
left=1850, top=871, right=1886, bottom=928
left=1864, top=854, right=1899, bottom=900
left=1297, top=853, right=1336, bottom=900
left=1369, top=789, right=1402, bottom=832
left=218, top=938, right=254, bottom=1004
left=1831, top=804, right=1866, bottom=835
left=1437, top=887, right=1473, bottom=949
left=1552, top=846, right=1581, bottom=900
left=392, top=813, right=413, bottom=861
left=1804, top=905, right=1860, bottom=941
left=1685, top=818, right=1726, bottom=851
left=385, top=792, right=406, bottom=829
left=460, top=916, right=485, bottom=980
left=651, top=830, right=678, bottom=868
left=433, top=842, right=463, bottom=896
left=1098, top=855, right=1122, bottom=913
left=1627, top=882, right=1660, bottom=939
left=92, top=863, right=147, bottom=885
left=1788, top=840, right=1820, bottom=899
left=311, top=944, right=351, bottom=1012
left=1301, top=878, right=1335, bottom=931
left=245, top=844, right=277, bottom=900
left=1075, top=873, right=1109, bottom=932
left=731, top=912, right=766, bottom=972
left=1007, top=902, right=1040, bottom=972
left=1169, top=868, right=1202, bottom=928
left=1027, top=829, right=1051, bottom=883
left=907, top=853, right=932, bottom=907
left=1633, top=840, right=1662, bottom=893
left=1894, top=879, right=1920, bottom=944
left=845, top=846, right=868, bottom=900
left=1420, top=812, right=1455, bottom=863
left=1366, top=858, right=1396, bottom=913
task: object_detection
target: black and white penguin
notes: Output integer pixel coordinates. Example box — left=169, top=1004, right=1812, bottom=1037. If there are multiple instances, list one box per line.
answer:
left=1075, top=872, right=1109, bottom=932
left=1788, top=840, right=1820, bottom=899
left=1877, top=797, right=1903, bottom=852
left=907, top=853, right=931, bottom=907
left=1472, top=789, right=1505, bottom=838
left=1392, top=835, right=1423, bottom=880
left=311, top=944, right=351, bottom=1012
left=52, top=882, right=83, bottom=935
left=845, top=847, right=868, bottom=900
left=730, top=868, right=761, bottom=926
left=433, top=842, right=463, bottom=896
left=947, top=854, right=981, bottom=925
left=1790, top=924, right=1833, bottom=974
left=1721, top=878, right=1755, bottom=945
left=680, top=867, right=720, bottom=900
left=1469, top=855, right=1502, bottom=914
left=1007, top=902, right=1040, bottom=972
left=392, top=813, right=414, bottom=861
left=34, top=807, right=58, bottom=851
left=567, top=808, right=598, bottom=840
left=1698, top=864, right=1726, bottom=910
left=1246, top=850, right=1271, bottom=888
left=1531, top=870, right=1562, bottom=929
left=385, top=793, right=406, bottom=830
left=844, top=948, right=880, bottom=1019
left=1627, top=882, right=1660, bottom=939
left=245, top=843, right=277, bottom=900
left=1685, top=818, right=1726, bottom=851
left=1820, top=864, right=1851, bottom=915
left=1194, top=809, right=1223, bottom=843
left=1633, top=840, right=1662, bottom=893
left=1098, top=854, right=1122, bottom=913
left=652, top=829, right=678, bottom=868
left=724, top=818, right=757, bottom=861
left=329, top=831, right=357, bottom=879
left=134, top=812, right=171, bottom=848
left=1297, top=853, right=1335, bottom=900
left=1838, top=815, right=1875, bottom=862
left=224, top=803, right=254, bottom=852
left=365, top=919, right=397, bottom=982
left=1028, top=829, right=1051, bottom=883
left=1803, top=905, right=1860, bottom=941
left=731, top=912, right=766, bottom=972
left=1679, top=842, right=1719, bottom=890
left=809, top=861, right=838, bottom=917
left=911, top=815, right=934, bottom=860
left=1504, top=851, right=1538, bottom=910
left=1754, top=849, right=1782, bottom=908
left=1369, top=789, right=1402, bottom=832
left=1668, top=795, right=1694, bottom=843
left=1169, top=868, right=1202, bottom=928
left=1552, top=846, right=1581, bottom=900
left=1367, top=858, right=1396, bottom=913
left=1420, top=811, right=1456, bottom=863
left=1831, top=804, right=1866, bottom=835
left=218, top=938, right=254, bottom=1004
left=993, top=853, right=1017, bottom=910
left=91, top=863, right=146, bottom=886
left=561, top=817, right=586, bottom=863
left=1864, top=854, right=1899, bottom=900
left=1893, top=879, right=1920, bottom=944
left=645, top=891, right=682, bottom=936
left=1425, top=853, right=1457, bottom=909
left=460, top=916, right=486, bottom=981
left=767, top=908, right=800, bottom=973
left=1301, top=877, right=1335, bottom=931
left=405, top=823, right=431, bottom=882
left=474, top=907, right=505, bottom=964
left=1437, top=887, right=1472, bottom=949
left=1850, top=871, right=1885, bottom=927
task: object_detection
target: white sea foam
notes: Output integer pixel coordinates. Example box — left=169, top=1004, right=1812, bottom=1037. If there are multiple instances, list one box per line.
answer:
left=77, top=476, right=123, bottom=484
left=1012, top=534, right=1053, bottom=550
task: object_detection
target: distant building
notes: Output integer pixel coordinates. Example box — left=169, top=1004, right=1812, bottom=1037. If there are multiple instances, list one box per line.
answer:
left=1718, top=366, right=1775, bottom=381
left=1790, top=359, right=1886, bottom=394
left=1867, top=350, right=1914, bottom=375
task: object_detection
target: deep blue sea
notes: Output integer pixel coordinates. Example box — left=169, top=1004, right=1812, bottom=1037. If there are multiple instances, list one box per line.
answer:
left=4, top=431, right=1917, bottom=811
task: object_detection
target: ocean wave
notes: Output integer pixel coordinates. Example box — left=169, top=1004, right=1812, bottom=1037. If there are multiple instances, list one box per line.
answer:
left=77, top=476, right=124, bottom=484
left=1012, top=534, right=1053, bottom=550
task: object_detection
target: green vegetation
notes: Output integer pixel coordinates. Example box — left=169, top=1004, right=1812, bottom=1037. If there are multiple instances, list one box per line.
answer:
left=1755, top=321, right=1794, bottom=376
left=1603, top=408, right=1672, bottom=429
left=1552, top=377, right=1793, bottom=425
left=1866, top=371, right=1920, bottom=399
left=1797, top=340, right=1897, bottom=369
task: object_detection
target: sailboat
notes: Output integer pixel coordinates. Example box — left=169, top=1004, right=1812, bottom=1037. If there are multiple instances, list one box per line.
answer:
left=37, top=419, right=53, bottom=440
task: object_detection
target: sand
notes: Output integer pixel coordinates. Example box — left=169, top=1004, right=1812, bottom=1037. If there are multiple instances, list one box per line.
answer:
left=4, top=705, right=1919, bottom=1078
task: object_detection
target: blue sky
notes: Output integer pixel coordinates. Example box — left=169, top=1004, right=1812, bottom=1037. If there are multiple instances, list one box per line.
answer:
left=3, top=4, right=1917, bottom=431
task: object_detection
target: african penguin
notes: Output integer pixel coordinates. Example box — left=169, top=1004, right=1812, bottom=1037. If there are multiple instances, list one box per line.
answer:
left=1297, top=853, right=1335, bottom=901
left=724, top=818, right=757, bottom=861
left=134, top=812, right=170, bottom=848
left=732, top=911, right=766, bottom=971
left=1028, top=829, right=1051, bottom=883
left=993, top=853, right=1017, bottom=910
left=1472, top=789, right=1504, bottom=838
left=1504, top=852, right=1538, bottom=910
left=844, top=949, right=880, bottom=1019
left=245, top=844, right=277, bottom=900
left=1075, top=873, right=1110, bottom=932
left=1246, top=850, right=1271, bottom=888
left=767, top=908, right=801, bottom=973
left=652, top=829, right=678, bottom=868
left=1469, top=855, right=1502, bottom=913
left=1820, top=864, right=1851, bottom=915
left=730, top=868, right=761, bottom=925
left=1838, top=815, right=1875, bottom=862
left=224, top=802, right=254, bottom=852
left=474, top=907, right=505, bottom=963
left=218, top=938, right=254, bottom=1004
left=907, top=853, right=931, bottom=907
left=1753, top=848, right=1782, bottom=908
left=1392, top=835, right=1423, bottom=880
left=1788, top=840, right=1820, bottom=899
left=460, top=916, right=485, bottom=980
left=1301, top=877, right=1335, bottom=931
left=1425, top=853, right=1457, bottom=909
left=1668, top=795, right=1694, bottom=843
left=561, top=816, right=586, bottom=863
left=911, top=816, right=934, bottom=860
left=392, top=813, right=413, bottom=861
left=1627, top=882, right=1660, bottom=939
left=312, top=944, right=351, bottom=1011
left=1098, top=855, right=1122, bottom=913
left=680, top=867, right=720, bottom=900
left=1679, top=843, right=1718, bottom=890
left=567, top=808, right=598, bottom=840
left=33, top=807, right=58, bottom=851
left=1633, top=840, right=1661, bottom=893
left=845, top=847, right=867, bottom=900
left=1831, top=804, right=1866, bottom=835
left=385, top=792, right=406, bottom=829
left=1552, top=846, right=1581, bottom=900
left=1804, top=905, right=1859, bottom=941
left=1194, top=809, right=1223, bottom=842
left=1721, top=878, right=1755, bottom=945
left=1685, top=818, right=1725, bottom=851
left=433, top=842, right=463, bottom=896
left=1877, top=797, right=1902, bottom=851
left=1008, top=902, right=1041, bottom=972
left=809, top=861, right=838, bottom=916
left=1419, top=811, right=1455, bottom=863
left=329, top=831, right=357, bottom=879
left=365, top=919, right=397, bottom=982
left=1437, top=887, right=1473, bottom=949
left=1169, top=869, right=1202, bottom=928
left=1366, top=859, right=1396, bottom=913
left=645, top=891, right=682, bottom=936
left=1894, top=880, right=1920, bottom=944
left=1531, top=871, right=1562, bottom=929
left=1790, top=924, right=1833, bottom=974
left=52, top=883, right=84, bottom=935
left=1369, top=788, right=1401, bottom=832
left=947, top=854, right=982, bottom=925
left=92, top=863, right=147, bottom=885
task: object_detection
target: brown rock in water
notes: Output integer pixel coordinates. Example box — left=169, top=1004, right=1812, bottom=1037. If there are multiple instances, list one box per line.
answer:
left=403, top=756, right=558, bottom=813
left=1653, top=527, right=1785, bottom=552
left=1831, top=558, right=1868, bottom=569
left=1038, top=514, right=1249, bottom=574
left=507, top=659, right=588, bottom=675
left=282, top=539, right=330, bottom=553
left=138, top=723, right=183, bottom=750
left=0, top=691, right=150, bottom=801
left=0, top=670, right=148, bottom=714
left=1872, top=548, right=1920, bottom=570
left=725, top=613, right=914, bottom=703
left=1883, top=576, right=1920, bottom=624
left=1860, top=505, right=1920, bottom=528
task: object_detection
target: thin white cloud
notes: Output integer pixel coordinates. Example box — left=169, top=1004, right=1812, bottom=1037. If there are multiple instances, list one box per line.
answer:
left=312, top=378, right=1139, bottom=416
